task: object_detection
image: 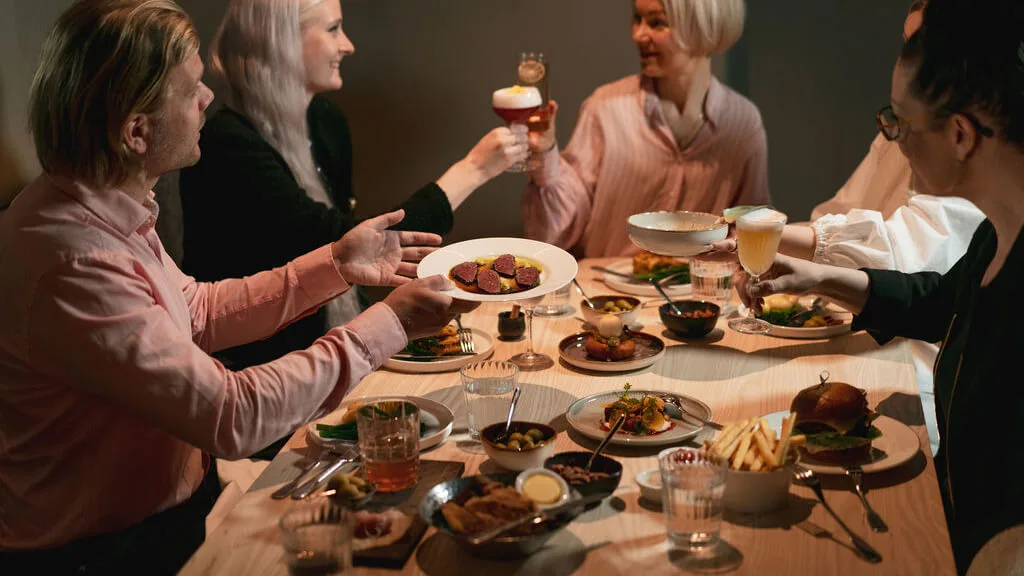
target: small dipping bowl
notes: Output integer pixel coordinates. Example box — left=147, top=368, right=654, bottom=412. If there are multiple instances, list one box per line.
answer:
left=659, top=300, right=721, bottom=339
left=497, top=311, right=526, bottom=340
left=635, top=469, right=663, bottom=503
left=544, top=451, right=623, bottom=498
left=516, top=468, right=571, bottom=509
left=580, top=295, right=642, bottom=328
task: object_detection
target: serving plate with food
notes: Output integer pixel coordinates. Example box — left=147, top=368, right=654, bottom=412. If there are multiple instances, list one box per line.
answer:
left=599, top=251, right=692, bottom=298
left=763, top=377, right=920, bottom=475
left=307, top=396, right=455, bottom=451
left=558, top=315, right=665, bottom=372
left=383, top=325, right=494, bottom=373
left=417, top=238, right=577, bottom=302
left=565, top=385, right=712, bottom=446
left=737, top=294, right=853, bottom=339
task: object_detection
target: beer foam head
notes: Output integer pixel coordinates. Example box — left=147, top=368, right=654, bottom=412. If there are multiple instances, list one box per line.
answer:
left=492, top=85, right=542, bottom=109
left=737, top=207, right=787, bottom=231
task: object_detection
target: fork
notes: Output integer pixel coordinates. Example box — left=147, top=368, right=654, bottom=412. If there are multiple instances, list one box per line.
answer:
left=454, top=315, right=476, bottom=354
left=651, top=392, right=723, bottom=430
left=793, top=465, right=882, bottom=563
left=845, top=464, right=889, bottom=533
left=271, top=447, right=334, bottom=500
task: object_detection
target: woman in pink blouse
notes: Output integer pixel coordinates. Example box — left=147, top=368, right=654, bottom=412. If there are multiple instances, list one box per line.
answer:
left=524, top=0, right=770, bottom=257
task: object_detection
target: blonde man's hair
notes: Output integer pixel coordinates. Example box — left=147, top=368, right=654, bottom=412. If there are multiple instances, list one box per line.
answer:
left=29, top=0, right=199, bottom=187
left=210, top=0, right=332, bottom=207
left=662, top=0, right=745, bottom=56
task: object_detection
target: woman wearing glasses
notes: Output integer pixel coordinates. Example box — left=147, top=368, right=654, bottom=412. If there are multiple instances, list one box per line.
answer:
left=734, top=1, right=1023, bottom=570
left=522, top=0, right=768, bottom=257
left=725, top=0, right=986, bottom=459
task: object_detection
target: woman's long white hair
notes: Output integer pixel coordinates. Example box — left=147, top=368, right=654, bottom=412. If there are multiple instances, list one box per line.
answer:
left=210, top=0, right=331, bottom=206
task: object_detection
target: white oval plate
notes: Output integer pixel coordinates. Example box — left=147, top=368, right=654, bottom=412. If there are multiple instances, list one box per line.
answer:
left=417, top=237, right=577, bottom=303
left=383, top=329, right=494, bottom=374
left=600, top=260, right=692, bottom=298
left=763, top=410, right=920, bottom=475
left=736, top=297, right=852, bottom=339
left=566, top=389, right=712, bottom=447
left=307, top=396, right=455, bottom=451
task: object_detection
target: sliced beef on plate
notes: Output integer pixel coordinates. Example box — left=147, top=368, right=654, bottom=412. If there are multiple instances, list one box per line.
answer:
left=477, top=269, right=502, bottom=294
left=515, top=266, right=540, bottom=289
left=492, top=254, right=517, bottom=278
left=452, top=262, right=479, bottom=284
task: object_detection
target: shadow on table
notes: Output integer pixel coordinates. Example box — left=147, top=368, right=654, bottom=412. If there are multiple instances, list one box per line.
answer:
left=653, top=332, right=887, bottom=382
left=723, top=494, right=815, bottom=529
left=660, top=327, right=726, bottom=345
left=422, top=384, right=580, bottom=437
left=415, top=529, right=593, bottom=576
left=558, top=357, right=660, bottom=377
left=668, top=538, right=744, bottom=574
left=876, top=391, right=926, bottom=427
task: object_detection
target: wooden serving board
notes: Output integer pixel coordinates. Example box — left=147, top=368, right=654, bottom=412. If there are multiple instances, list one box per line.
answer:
left=354, top=460, right=465, bottom=569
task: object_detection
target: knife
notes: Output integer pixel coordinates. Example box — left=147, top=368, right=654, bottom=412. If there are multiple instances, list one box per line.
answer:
left=290, top=453, right=361, bottom=499
left=467, top=492, right=608, bottom=545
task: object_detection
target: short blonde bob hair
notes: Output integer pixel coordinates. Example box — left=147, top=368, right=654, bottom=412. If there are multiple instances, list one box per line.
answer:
left=662, top=0, right=745, bottom=56
left=29, top=0, right=199, bottom=187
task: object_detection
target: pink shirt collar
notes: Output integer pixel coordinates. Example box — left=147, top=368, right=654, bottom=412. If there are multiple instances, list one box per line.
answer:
left=639, top=74, right=725, bottom=132
left=46, top=174, right=158, bottom=237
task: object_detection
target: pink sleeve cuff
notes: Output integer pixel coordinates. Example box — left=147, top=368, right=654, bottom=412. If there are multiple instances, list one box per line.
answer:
left=529, top=145, right=562, bottom=188
left=293, top=244, right=351, bottom=307
left=339, top=302, right=408, bottom=368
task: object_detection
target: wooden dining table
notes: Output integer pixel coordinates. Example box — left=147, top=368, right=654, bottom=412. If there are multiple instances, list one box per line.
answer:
left=180, top=258, right=956, bottom=575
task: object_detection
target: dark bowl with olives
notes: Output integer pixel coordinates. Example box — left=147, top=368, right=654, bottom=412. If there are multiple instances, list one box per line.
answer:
left=480, top=421, right=557, bottom=471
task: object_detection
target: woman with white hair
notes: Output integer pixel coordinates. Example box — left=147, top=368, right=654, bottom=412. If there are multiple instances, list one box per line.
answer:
left=179, top=0, right=525, bottom=371
left=523, top=0, right=769, bottom=257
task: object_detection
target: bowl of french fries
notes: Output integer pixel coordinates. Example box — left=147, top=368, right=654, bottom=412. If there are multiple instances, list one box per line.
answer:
left=705, top=413, right=806, bottom=514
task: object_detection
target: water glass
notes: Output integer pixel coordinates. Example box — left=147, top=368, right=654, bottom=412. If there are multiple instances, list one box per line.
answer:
left=280, top=501, right=354, bottom=575
left=355, top=399, right=419, bottom=493
left=533, top=284, right=573, bottom=316
left=460, top=360, right=518, bottom=440
left=658, top=447, right=727, bottom=550
left=690, top=257, right=738, bottom=310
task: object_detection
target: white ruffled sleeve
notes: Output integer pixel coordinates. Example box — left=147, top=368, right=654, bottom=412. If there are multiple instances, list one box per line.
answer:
left=811, top=195, right=986, bottom=274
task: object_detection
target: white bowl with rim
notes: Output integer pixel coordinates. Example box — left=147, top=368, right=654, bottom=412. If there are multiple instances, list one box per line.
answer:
left=627, top=211, right=728, bottom=257
left=635, top=469, right=663, bottom=503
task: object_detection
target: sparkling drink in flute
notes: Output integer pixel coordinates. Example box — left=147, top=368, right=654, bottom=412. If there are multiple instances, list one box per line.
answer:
left=728, top=207, right=787, bottom=335
left=492, top=85, right=542, bottom=172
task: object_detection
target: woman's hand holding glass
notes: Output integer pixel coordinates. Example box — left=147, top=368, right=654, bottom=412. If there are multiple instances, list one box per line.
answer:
left=330, top=209, right=441, bottom=287
left=463, top=126, right=530, bottom=180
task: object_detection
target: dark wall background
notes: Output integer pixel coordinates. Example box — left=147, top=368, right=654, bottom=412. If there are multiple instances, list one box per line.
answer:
left=1, top=0, right=911, bottom=254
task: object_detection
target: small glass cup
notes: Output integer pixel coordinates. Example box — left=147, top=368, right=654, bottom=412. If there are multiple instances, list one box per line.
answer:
left=460, top=360, right=518, bottom=440
left=279, top=501, right=354, bottom=575
left=690, top=257, right=738, bottom=314
left=532, top=284, right=573, bottom=316
left=355, top=399, right=420, bottom=493
left=658, top=447, right=727, bottom=550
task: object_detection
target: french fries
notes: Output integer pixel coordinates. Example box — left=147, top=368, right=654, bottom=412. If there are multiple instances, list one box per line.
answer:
left=705, top=413, right=800, bottom=472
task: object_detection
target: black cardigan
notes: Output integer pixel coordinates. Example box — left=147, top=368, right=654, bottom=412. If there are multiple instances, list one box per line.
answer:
left=852, top=219, right=1024, bottom=573
left=179, top=96, right=453, bottom=368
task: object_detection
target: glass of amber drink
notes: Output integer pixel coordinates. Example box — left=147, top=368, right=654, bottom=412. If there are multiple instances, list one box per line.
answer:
left=728, top=207, right=787, bottom=335
left=356, top=399, right=419, bottom=492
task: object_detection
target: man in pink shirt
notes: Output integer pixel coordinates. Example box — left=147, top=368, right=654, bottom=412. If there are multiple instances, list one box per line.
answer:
left=0, top=1, right=475, bottom=573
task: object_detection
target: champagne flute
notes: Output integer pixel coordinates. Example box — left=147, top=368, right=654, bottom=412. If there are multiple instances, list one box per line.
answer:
left=509, top=295, right=554, bottom=370
left=727, top=208, right=788, bottom=335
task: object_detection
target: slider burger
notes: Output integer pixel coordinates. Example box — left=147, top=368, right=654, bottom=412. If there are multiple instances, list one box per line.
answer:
left=585, top=315, right=636, bottom=361
left=790, top=379, right=881, bottom=464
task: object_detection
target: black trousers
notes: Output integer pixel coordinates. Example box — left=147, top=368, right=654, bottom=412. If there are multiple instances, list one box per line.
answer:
left=0, top=460, right=222, bottom=576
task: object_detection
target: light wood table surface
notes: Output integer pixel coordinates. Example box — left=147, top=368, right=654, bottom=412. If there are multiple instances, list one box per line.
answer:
left=181, top=258, right=956, bottom=576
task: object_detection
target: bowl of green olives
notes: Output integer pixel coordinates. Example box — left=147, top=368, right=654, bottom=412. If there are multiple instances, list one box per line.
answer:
left=326, top=471, right=376, bottom=508
left=480, top=421, right=557, bottom=471
left=580, top=295, right=642, bottom=328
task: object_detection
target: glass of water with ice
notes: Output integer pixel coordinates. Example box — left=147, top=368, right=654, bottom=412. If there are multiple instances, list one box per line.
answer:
left=460, top=360, right=519, bottom=440
left=658, top=447, right=727, bottom=550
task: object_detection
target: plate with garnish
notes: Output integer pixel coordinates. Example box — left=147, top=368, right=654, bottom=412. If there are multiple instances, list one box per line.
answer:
left=566, top=385, right=712, bottom=447
left=737, top=295, right=853, bottom=339
left=597, top=255, right=692, bottom=298
left=558, top=315, right=664, bottom=372
left=384, top=325, right=494, bottom=373
left=308, top=396, right=454, bottom=451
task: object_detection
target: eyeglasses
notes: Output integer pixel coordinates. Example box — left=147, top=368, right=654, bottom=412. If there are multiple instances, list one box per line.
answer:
left=876, top=104, right=995, bottom=141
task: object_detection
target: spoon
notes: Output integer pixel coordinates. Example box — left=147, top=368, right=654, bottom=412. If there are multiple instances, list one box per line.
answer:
left=651, top=279, right=684, bottom=316
left=573, top=278, right=597, bottom=309
left=498, top=386, right=522, bottom=442
left=588, top=413, right=626, bottom=472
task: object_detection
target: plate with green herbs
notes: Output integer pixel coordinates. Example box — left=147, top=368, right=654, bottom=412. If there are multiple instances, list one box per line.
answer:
left=306, top=396, right=454, bottom=451
left=738, top=295, right=853, bottom=339
left=599, top=259, right=692, bottom=298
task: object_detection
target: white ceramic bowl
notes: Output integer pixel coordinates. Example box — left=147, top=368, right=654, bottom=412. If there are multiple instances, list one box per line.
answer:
left=635, top=469, right=663, bottom=503
left=723, top=464, right=794, bottom=514
left=627, top=211, right=728, bottom=257
left=515, top=468, right=571, bottom=509
left=579, top=295, right=643, bottom=327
